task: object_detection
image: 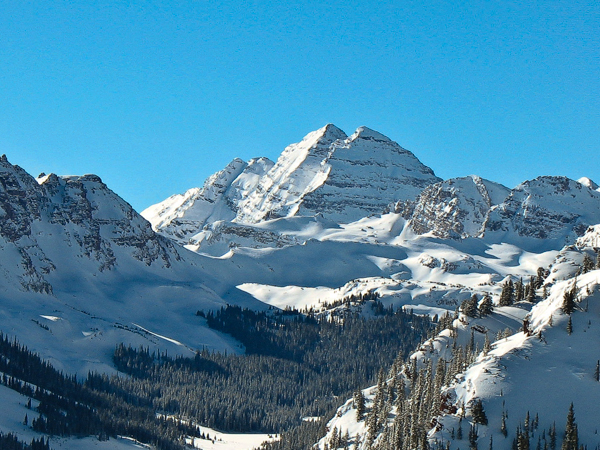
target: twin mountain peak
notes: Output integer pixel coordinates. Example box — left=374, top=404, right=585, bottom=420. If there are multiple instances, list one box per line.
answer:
left=140, top=124, right=600, bottom=251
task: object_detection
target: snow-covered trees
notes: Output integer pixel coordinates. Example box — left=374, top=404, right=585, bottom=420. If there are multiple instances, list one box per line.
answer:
left=354, top=390, right=366, bottom=421
left=461, top=294, right=479, bottom=317
left=471, top=399, right=488, bottom=425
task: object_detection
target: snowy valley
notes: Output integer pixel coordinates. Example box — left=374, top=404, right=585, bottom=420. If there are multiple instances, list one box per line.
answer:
left=1, top=124, right=600, bottom=449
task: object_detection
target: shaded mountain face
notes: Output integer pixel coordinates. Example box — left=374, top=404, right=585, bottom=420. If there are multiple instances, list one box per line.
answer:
left=0, top=155, right=267, bottom=376
left=0, top=155, right=182, bottom=294
left=485, top=176, right=600, bottom=242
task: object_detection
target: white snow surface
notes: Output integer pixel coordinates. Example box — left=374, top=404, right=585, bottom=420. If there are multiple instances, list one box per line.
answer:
left=315, top=257, right=600, bottom=449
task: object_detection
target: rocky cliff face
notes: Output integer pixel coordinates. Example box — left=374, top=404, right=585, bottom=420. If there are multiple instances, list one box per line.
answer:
left=400, top=175, right=510, bottom=239
left=291, top=126, right=442, bottom=222
left=485, top=176, right=600, bottom=241
left=235, top=125, right=441, bottom=223
left=396, top=175, right=600, bottom=245
left=0, top=155, right=181, bottom=293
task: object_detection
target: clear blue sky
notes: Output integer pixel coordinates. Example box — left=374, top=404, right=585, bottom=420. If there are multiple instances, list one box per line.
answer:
left=1, top=1, right=598, bottom=212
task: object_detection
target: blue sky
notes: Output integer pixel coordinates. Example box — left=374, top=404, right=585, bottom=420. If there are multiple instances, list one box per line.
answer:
left=1, top=1, right=598, bottom=212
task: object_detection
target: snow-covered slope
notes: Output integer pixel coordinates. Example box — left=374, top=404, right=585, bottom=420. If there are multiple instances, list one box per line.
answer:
left=141, top=157, right=274, bottom=246
left=313, top=241, right=600, bottom=450
left=0, top=155, right=273, bottom=376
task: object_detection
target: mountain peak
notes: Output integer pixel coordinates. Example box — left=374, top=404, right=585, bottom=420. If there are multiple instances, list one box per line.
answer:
left=577, top=176, right=599, bottom=190
left=296, top=124, right=347, bottom=152
left=320, top=123, right=347, bottom=140
left=349, top=126, right=392, bottom=142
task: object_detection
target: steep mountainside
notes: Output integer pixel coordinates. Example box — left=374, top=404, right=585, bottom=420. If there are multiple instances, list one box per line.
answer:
left=398, top=175, right=510, bottom=239
left=236, top=125, right=441, bottom=223
left=0, top=155, right=269, bottom=376
left=485, top=176, right=600, bottom=245
left=314, top=241, right=600, bottom=450
left=141, top=157, right=274, bottom=245
left=142, top=124, right=441, bottom=249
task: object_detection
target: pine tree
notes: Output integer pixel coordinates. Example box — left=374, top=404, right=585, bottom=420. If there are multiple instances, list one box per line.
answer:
left=479, top=294, right=494, bottom=316
left=517, top=425, right=530, bottom=450
left=354, top=389, right=366, bottom=421
left=515, top=278, right=525, bottom=302
left=462, top=295, right=479, bottom=318
left=499, top=280, right=515, bottom=306
left=469, top=424, right=479, bottom=450
left=562, top=283, right=578, bottom=315
left=536, top=267, right=547, bottom=289
left=582, top=253, right=595, bottom=274
left=549, top=422, right=557, bottom=450
left=561, top=403, right=578, bottom=450
left=595, top=360, right=600, bottom=382
left=526, top=276, right=537, bottom=302
left=483, top=333, right=491, bottom=355
left=501, top=412, right=508, bottom=437
left=471, top=399, right=488, bottom=425
left=567, top=316, right=573, bottom=335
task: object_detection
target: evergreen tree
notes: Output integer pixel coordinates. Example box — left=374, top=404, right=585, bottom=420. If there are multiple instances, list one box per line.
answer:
left=561, top=404, right=578, bottom=450
left=562, top=284, right=578, bottom=315
left=501, top=412, right=508, bottom=437
left=469, top=424, right=479, bottom=450
left=526, top=276, right=537, bottom=302
left=582, top=253, right=595, bottom=274
left=515, top=279, right=525, bottom=302
left=499, top=280, right=515, bottom=307
left=536, top=268, right=548, bottom=289
left=549, top=422, right=557, bottom=450
left=595, top=360, right=600, bottom=382
left=567, top=317, right=573, bottom=335
left=354, top=390, right=366, bottom=421
left=471, top=399, right=488, bottom=425
left=517, top=425, right=530, bottom=450
left=483, top=333, right=491, bottom=356
left=479, top=295, right=494, bottom=316
left=461, top=295, right=479, bottom=318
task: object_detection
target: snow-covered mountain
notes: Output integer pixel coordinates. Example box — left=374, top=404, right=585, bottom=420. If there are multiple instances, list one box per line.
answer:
left=0, top=155, right=276, bottom=376
left=2, top=124, right=600, bottom=449
left=142, top=124, right=442, bottom=249
left=485, top=176, right=600, bottom=246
